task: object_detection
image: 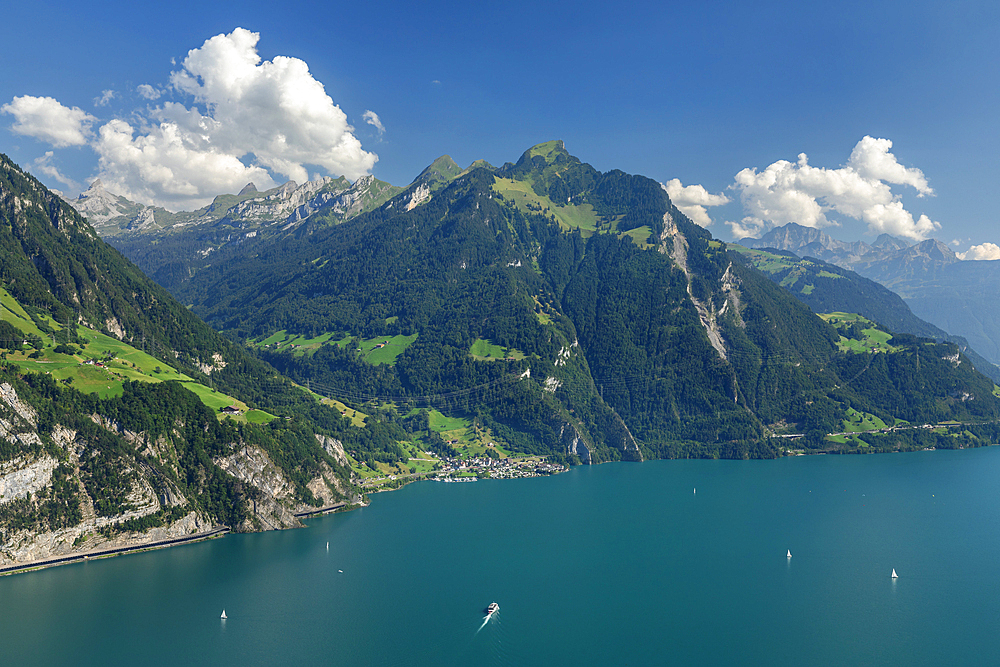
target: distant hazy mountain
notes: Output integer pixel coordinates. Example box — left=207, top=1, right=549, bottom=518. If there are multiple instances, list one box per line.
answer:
left=67, top=175, right=402, bottom=291
left=740, top=223, right=1000, bottom=366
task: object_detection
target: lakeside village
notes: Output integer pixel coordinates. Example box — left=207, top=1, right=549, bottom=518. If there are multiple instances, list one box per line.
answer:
left=359, top=453, right=568, bottom=491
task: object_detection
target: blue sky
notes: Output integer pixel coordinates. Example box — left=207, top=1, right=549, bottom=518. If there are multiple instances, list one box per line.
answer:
left=2, top=0, right=998, bottom=254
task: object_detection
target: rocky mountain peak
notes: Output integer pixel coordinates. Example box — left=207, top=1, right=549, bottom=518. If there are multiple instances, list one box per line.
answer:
left=872, top=233, right=909, bottom=251
left=69, top=178, right=145, bottom=227
left=275, top=181, right=298, bottom=197
left=905, top=238, right=958, bottom=263
left=238, top=182, right=258, bottom=196
left=742, top=223, right=839, bottom=254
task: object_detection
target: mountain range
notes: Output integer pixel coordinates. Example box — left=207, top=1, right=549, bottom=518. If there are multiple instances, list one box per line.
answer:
left=729, top=245, right=1000, bottom=383
left=69, top=173, right=402, bottom=292
left=739, top=223, right=1000, bottom=365
left=73, top=140, right=1000, bottom=456
left=5, top=141, right=1000, bottom=567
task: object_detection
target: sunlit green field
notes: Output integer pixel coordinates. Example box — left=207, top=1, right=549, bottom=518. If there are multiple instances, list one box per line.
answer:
left=841, top=407, right=888, bottom=433
left=1, top=286, right=271, bottom=418
left=820, top=312, right=897, bottom=353
left=492, top=177, right=601, bottom=232
left=469, top=338, right=524, bottom=361
left=251, top=330, right=417, bottom=365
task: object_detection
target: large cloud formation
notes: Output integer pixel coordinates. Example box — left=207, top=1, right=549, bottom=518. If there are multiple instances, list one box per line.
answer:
left=727, top=136, right=939, bottom=242
left=1, top=96, right=96, bottom=148
left=3, top=28, right=378, bottom=210
left=661, top=179, right=729, bottom=227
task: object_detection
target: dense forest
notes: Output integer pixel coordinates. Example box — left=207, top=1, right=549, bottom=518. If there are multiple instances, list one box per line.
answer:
left=5, top=139, right=998, bottom=565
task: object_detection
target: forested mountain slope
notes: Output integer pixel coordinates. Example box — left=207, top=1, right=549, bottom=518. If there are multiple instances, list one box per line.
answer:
left=0, top=154, right=413, bottom=566
left=729, top=245, right=1000, bottom=383
left=150, top=142, right=1000, bottom=461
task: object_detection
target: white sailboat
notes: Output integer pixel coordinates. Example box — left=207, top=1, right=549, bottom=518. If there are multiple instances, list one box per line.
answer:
left=891, top=569, right=898, bottom=579
left=221, top=609, right=227, bottom=619
left=787, top=550, right=792, bottom=558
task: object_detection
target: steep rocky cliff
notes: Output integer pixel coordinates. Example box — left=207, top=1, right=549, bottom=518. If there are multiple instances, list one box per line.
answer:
left=0, top=377, right=355, bottom=567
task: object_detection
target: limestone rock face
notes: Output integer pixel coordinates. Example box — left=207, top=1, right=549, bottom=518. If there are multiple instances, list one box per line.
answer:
left=405, top=183, right=431, bottom=211
left=0, top=456, right=58, bottom=503
left=214, top=445, right=301, bottom=531
left=316, top=434, right=348, bottom=467
left=0, top=382, right=217, bottom=566
left=2, top=510, right=209, bottom=566
left=127, top=207, right=157, bottom=231
left=0, top=382, right=37, bottom=426
left=305, top=462, right=344, bottom=506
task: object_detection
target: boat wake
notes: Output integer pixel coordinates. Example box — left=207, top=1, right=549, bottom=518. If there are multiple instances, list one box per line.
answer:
left=475, top=603, right=499, bottom=636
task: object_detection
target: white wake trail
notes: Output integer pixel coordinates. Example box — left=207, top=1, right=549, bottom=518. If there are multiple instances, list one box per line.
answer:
left=474, top=614, right=491, bottom=636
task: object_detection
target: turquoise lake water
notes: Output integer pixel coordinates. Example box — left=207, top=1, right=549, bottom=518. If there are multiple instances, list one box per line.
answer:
left=3, top=447, right=1000, bottom=666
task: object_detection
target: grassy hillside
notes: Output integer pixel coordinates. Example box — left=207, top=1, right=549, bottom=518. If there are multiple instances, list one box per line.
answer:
left=3, top=285, right=268, bottom=417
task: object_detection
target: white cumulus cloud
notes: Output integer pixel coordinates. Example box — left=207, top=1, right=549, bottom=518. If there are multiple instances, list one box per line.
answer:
left=92, top=27, right=377, bottom=210
left=363, top=110, right=385, bottom=134
left=95, top=118, right=278, bottom=208
left=727, top=136, right=939, bottom=242
left=849, top=136, right=932, bottom=195
left=167, top=29, right=374, bottom=179
left=1, top=95, right=97, bottom=148
left=957, top=243, right=1000, bottom=261
left=661, top=179, right=729, bottom=227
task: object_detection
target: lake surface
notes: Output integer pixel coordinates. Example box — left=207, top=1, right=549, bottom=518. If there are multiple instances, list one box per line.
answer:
left=3, top=447, right=1000, bottom=666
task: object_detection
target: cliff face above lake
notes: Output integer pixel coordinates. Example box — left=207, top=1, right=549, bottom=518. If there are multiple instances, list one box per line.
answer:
left=0, top=153, right=389, bottom=566
left=0, top=377, right=357, bottom=567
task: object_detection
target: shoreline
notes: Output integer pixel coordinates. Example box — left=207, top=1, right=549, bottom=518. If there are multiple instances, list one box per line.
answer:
left=0, top=502, right=356, bottom=577
left=3, top=440, right=990, bottom=577
left=0, top=526, right=230, bottom=577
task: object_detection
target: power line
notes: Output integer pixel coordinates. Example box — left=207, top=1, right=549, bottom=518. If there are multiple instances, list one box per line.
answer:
left=306, top=371, right=527, bottom=407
